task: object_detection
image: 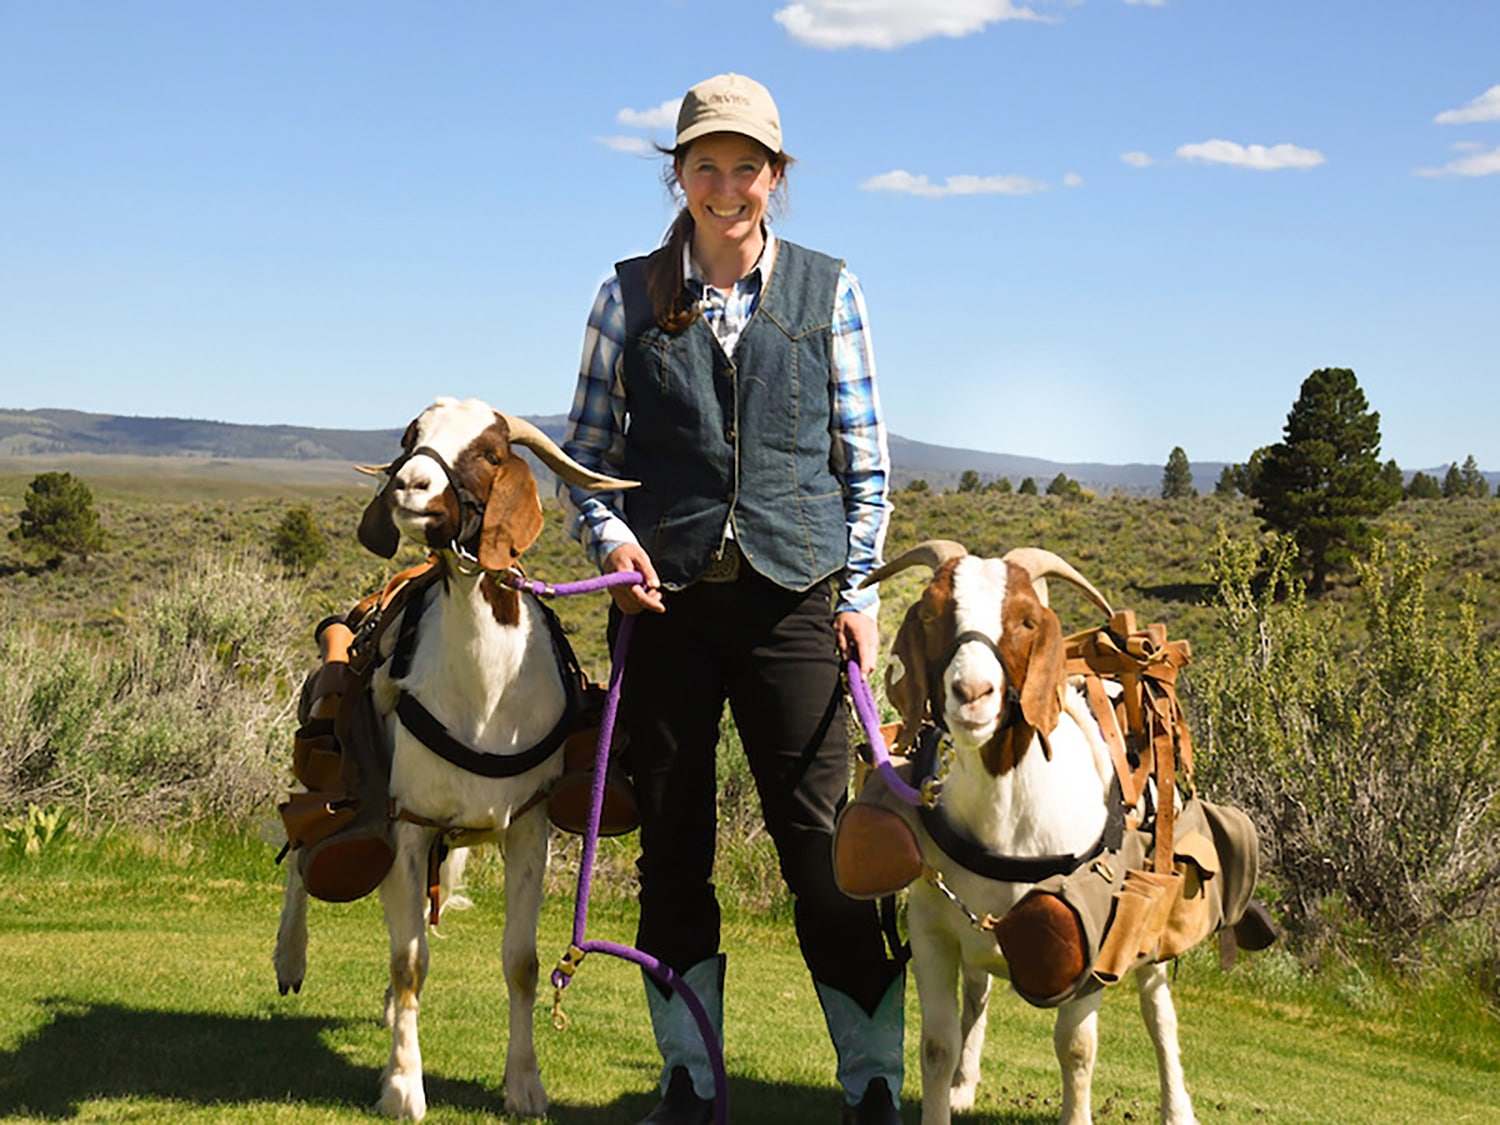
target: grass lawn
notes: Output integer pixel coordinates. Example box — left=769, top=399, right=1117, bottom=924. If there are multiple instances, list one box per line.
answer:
left=1, top=834, right=1496, bottom=1124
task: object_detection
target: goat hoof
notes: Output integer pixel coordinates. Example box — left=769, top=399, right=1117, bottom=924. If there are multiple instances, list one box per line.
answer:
left=949, top=1083, right=978, bottom=1113
left=503, top=1070, right=548, bottom=1118
left=376, top=1074, right=427, bottom=1120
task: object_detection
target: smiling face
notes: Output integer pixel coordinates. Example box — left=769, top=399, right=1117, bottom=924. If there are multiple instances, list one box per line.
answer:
left=675, top=132, right=782, bottom=274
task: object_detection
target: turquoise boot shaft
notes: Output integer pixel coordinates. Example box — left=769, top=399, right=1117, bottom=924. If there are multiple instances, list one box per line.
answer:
left=815, top=972, right=905, bottom=1113
left=644, top=954, right=725, bottom=1100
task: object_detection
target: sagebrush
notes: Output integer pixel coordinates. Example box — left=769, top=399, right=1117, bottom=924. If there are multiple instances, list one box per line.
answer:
left=1190, top=531, right=1500, bottom=954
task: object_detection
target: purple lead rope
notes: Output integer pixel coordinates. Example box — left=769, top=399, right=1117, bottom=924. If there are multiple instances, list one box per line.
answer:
left=521, top=568, right=728, bottom=1125
left=845, top=658, right=926, bottom=807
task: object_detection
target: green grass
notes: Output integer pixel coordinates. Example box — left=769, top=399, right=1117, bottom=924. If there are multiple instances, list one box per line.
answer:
left=1, top=834, right=1496, bottom=1124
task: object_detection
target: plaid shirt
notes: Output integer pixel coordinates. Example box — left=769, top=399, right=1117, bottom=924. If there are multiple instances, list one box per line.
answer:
left=560, top=231, right=890, bottom=617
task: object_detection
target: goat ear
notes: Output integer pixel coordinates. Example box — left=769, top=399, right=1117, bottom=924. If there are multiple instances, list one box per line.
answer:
left=477, top=454, right=544, bottom=572
left=989, top=609, right=1066, bottom=773
left=885, top=605, right=930, bottom=739
left=1020, top=608, right=1065, bottom=737
left=357, top=483, right=400, bottom=559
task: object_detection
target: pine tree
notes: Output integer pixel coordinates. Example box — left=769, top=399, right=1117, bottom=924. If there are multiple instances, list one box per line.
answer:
left=1045, top=473, right=1081, bottom=498
left=1214, top=465, right=1241, bottom=497
left=957, top=469, right=982, bottom=493
left=1460, top=454, right=1489, bottom=499
left=1405, top=472, right=1442, bottom=500
left=10, top=472, right=105, bottom=563
left=1249, top=368, right=1395, bottom=594
left=1161, top=447, right=1197, bottom=499
left=1380, top=459, right=1405, bottom=504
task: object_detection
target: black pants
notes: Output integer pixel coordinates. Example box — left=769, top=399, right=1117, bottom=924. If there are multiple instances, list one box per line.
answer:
left=614, top=568, right=900, bottom=1015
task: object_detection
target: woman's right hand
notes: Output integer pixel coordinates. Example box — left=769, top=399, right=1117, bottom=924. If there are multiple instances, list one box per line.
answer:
left=604, top=543, right=665, bottom=614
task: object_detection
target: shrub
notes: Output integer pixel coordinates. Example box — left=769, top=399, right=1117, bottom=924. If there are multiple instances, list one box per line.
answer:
left=1190, top=531, right=1500, bottom=949
left=270, top=506, right=328, bottom=574
left=0, top=552, right=301, bottom=829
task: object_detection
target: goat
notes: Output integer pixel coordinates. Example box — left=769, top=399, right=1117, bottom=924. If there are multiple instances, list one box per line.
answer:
left=273, top=396, right=634, bottom=1121
left=857, top=541, right=1206, bottom=1125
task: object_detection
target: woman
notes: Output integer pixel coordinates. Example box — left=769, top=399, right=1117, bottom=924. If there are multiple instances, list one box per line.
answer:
left=561, top=72, right=904, bottom=1125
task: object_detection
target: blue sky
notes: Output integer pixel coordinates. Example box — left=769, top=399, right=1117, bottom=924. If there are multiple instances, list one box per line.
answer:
left=3, top=1, right=1497, bottom=469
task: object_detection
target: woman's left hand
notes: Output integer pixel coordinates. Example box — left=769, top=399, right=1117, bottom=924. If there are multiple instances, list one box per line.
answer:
left=835, top=611, right=879, bottom=678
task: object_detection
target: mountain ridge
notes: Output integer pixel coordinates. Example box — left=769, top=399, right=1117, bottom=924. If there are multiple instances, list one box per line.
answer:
left=0, top=406, right=1219, bottom=493
left=6, top=405, right=1482, bottom=493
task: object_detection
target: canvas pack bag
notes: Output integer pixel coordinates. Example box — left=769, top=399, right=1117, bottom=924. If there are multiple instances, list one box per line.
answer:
left=277, top=566, right=436, bottom=902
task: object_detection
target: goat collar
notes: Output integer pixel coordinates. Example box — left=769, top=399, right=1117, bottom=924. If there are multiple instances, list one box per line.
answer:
left=911, top=724, right=1121, bottom=884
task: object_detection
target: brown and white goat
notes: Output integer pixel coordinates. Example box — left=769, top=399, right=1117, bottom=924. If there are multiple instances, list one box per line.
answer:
left=863, top=541, right=1198, bottom=1125
left=273, top=397, right=634, bottom=1121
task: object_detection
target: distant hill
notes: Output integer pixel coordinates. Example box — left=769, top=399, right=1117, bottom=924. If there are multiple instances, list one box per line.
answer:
left=0, top=407, right=399, bottom=463
left=2, top=406, right=1487, bottom=494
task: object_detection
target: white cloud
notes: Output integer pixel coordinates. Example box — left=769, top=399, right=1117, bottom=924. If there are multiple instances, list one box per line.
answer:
left=1120, top=150, right=1154, bottom=167
left=596, top=135, right=655, bottom=155
left=1063, top=172, right=1084, bottom=187
left=1176, top=139, right=1325, bottom=171
left=618, top=99, right=682, bottom=130
left=1124, top=0, right=1167, bottom=6
left=1434, top=85, right=1500, bottom=125
left=1414, top=143, right=1500, bottom=178
left=597, top=97, right=681, bottom=156
left=774, top=0, right=1047, bottom=51
left=860, top=169, right=1049, bottom=196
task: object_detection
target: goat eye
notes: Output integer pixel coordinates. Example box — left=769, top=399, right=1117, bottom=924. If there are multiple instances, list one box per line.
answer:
left=483, top=449, right=501, bottom=465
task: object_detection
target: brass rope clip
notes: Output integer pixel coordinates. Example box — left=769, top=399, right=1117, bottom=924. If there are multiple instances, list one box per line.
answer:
left=550, top=944, right=587, bottom=1031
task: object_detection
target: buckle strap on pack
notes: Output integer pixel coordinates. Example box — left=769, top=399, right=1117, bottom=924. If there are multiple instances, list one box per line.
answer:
left=1065, top=609, right=1194, bottom=872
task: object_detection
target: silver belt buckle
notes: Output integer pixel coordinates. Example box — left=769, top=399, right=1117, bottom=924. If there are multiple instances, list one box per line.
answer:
left=697, top=547, right=741, bottom=584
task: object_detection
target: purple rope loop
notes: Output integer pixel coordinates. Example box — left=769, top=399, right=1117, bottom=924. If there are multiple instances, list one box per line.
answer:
left=565, top=612, right=634, bottom=956
left=846, top=657, right=925, bottom=807
left=525, top=567, right=728, bottom=1123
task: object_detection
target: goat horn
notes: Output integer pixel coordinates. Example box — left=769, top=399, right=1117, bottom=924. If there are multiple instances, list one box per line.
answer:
left=353, top=463, right=389, bottom=477
left=499, top=413, right=640, bottom=493
left=1002, top=547, right=1113, bottom=618
left=860, top=539, right=969, bottom=588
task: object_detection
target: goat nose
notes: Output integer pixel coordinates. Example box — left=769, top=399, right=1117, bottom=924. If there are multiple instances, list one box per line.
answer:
left=952, top=678, right=996, bottom=706
left=395, top=468, right=434, bottom=493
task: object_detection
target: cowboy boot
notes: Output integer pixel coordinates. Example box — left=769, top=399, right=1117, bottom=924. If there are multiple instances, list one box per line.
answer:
left=638, top=954, right=724, bottom=1125
left=815, top=973, right=905, bottom=1124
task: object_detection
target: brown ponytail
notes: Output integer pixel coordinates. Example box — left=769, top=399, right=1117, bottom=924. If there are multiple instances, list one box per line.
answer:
left=645, top=208, right=700, bottom=334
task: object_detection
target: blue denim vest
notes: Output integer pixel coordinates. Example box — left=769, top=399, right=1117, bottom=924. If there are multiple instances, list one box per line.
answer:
left=616, top=239, right=848, bottom=591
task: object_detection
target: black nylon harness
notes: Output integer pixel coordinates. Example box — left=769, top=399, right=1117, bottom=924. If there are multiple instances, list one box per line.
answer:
left=388, top=574, right=585, bottom=778
left=911, top=723, right=1125, bottom=884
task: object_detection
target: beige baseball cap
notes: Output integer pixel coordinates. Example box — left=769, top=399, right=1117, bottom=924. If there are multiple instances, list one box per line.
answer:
left=675, top=72, right=783, bottom=154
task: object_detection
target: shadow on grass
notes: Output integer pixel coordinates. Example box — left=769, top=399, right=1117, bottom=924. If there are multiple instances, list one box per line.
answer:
left=0, top=997, right=499, bottom=1118
left=1129, top=580, right=1216, bottom=606
left=0, top=997, right=1058, bottom=1123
